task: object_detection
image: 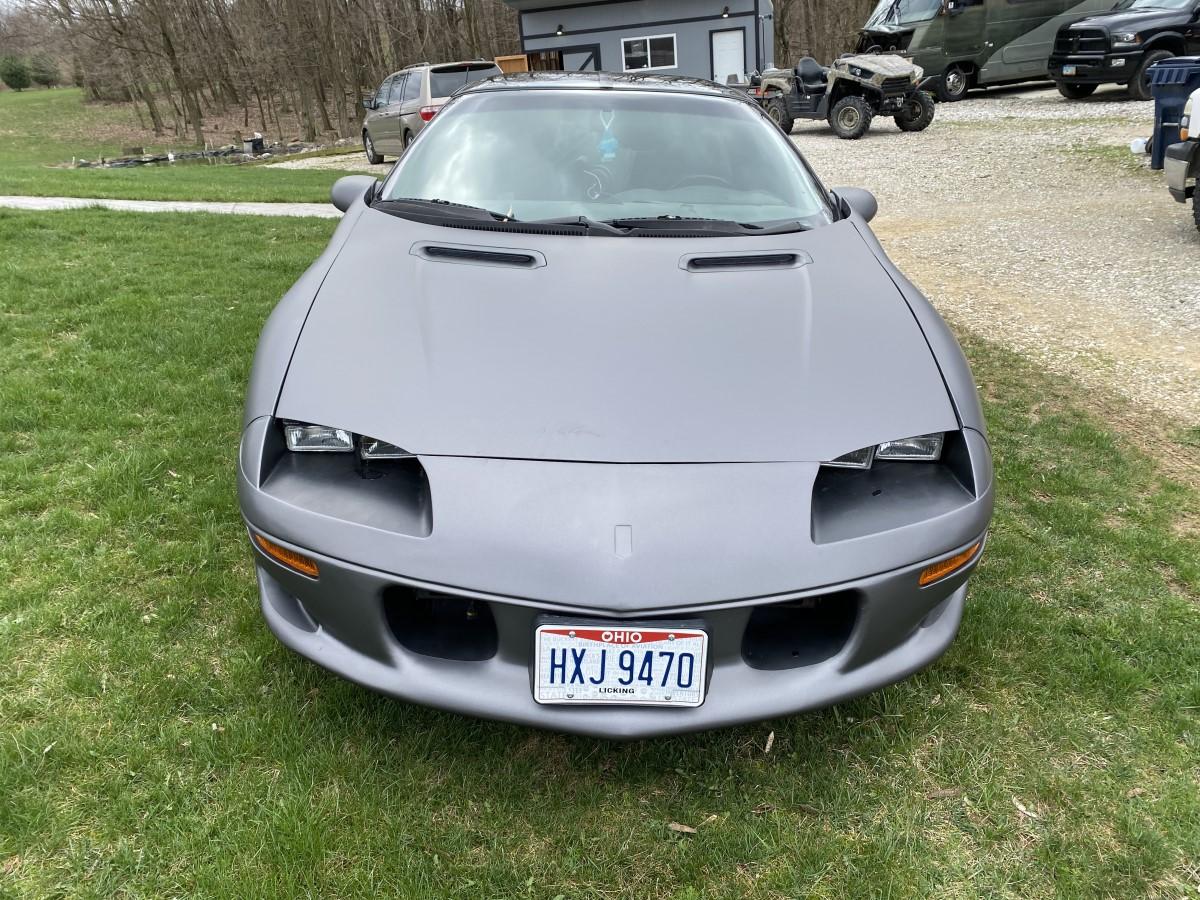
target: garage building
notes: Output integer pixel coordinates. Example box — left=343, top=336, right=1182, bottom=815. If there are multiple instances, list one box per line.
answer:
left=500, top=0, right=775, bottom=84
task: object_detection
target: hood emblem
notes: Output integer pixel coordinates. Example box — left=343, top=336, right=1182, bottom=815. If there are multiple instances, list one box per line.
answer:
left=614, top=525, right=633, bottom=559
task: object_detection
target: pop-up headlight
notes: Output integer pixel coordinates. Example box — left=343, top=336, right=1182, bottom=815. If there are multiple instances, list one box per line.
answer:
left=823, top=432, right=945, bottom=469
left=283, top=423, right=354, bottom=452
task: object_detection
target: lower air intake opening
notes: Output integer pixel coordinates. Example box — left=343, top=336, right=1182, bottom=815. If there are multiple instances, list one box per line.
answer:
left=741, top=591, right=859, bottom=670
left=382, top=587, right=498, bottom=661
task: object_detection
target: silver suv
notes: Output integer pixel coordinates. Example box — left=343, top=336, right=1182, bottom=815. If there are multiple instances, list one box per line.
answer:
left=362, top=60, right=501, bottom=163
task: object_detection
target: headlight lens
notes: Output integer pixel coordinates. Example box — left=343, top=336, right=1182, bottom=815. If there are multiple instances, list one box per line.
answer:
left=823, top=445, right=876, bottom=469
left=283, top=422, right=413, bottom=459
left=283, top=423, right=354, bottom=452
left=823, top=432, right=945, bottom=469
left=1113, top=32, right=1140, bottom=44
left=876, top=432, right=944, bottom=461
left=359, top=438, right=414, bottom=460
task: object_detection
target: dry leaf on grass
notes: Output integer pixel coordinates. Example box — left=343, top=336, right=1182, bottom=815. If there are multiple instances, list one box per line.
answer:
left=668, top=822, right=697, bottom=835
left=1012, top=797, right=1040, bottom=820
left=926, top=788, right=962, bottom=800
left=764, top=731, right=775, bottom=754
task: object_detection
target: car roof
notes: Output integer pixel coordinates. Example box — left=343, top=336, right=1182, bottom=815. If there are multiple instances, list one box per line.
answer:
left=460, top=71, right=754, bottom=103
left=391, top=60, right=501, bottom=76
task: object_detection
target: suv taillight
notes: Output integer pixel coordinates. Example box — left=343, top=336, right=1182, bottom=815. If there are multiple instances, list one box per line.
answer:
left=419, top=106, right=438, bottom=122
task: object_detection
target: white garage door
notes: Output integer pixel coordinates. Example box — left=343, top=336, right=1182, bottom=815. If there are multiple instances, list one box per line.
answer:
left=711, top=29, right=746, bottom=85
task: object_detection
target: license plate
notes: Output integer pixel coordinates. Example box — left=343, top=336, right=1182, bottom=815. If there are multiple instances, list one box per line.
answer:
left=534, top=624, right=708, bottom=707
left=1062, top=65, right=1076, bottom=76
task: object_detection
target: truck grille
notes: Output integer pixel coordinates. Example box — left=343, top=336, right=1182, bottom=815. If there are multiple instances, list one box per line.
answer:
left=1054, top=28, right=1109, bottom=56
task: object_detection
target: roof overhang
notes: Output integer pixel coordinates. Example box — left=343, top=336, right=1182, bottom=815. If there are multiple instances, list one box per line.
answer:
left=503, top=0, right=623, bottom=10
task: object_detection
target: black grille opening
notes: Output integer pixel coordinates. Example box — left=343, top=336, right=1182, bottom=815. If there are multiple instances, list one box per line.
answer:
left=382, top=587, right=498, bottom=661
left=687, top=253, right=797, bottom=271
left=1054, top=29, right=1108, bottom=55
left=741, top=592, right=859, bottom=670
left=422, top=245, right=538, bottom=267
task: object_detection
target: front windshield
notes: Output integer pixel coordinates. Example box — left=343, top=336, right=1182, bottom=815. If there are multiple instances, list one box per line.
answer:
left=1114, top=0, right=1193, bottom=8
left=381, top=89, right=834, bottom=228
left=864, top=0, right=942, bottom=28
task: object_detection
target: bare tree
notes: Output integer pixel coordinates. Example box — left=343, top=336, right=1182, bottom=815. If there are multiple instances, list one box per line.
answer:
left=10, top=0, right=878, bottom=146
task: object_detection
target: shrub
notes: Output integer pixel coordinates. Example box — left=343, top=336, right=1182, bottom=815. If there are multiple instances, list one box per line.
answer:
left=0, top=56, right=32, bottom=92
left=29, top=54, right=60, bottom=88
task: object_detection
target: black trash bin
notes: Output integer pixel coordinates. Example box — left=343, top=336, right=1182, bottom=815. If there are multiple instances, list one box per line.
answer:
left=1148, top=56, right=1200, bottom=170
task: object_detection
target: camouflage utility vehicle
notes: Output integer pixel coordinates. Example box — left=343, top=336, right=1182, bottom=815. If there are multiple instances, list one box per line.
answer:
left=746, top=54, right=935, bottom=140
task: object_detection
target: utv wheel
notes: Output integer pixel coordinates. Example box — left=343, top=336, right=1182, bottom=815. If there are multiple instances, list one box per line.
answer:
left=937, top=64, right=970, bottom=102
left=1129, top=49, right=1173, bottom=101
left=363, top=130, right=384, bottom=164
left=895, top=91, right=935, bottom=132
left=829, top=96, right=873, bottom=140
left=1056, top=81, right=1097, bottom=100
left=765, top=97, right=795, bottom=134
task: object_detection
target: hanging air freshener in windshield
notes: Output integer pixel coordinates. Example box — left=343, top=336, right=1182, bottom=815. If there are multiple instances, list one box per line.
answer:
left=597, top=110, right=618, bottom=161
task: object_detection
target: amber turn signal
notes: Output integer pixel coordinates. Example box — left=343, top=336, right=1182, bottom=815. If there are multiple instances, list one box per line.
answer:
left=253, top=533, right=320, bottom=578
left=918, top=541, right=982, bottom=587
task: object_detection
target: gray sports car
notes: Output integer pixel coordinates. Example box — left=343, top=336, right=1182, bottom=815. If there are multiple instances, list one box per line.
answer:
left=238, top=72, right=993, bottom=739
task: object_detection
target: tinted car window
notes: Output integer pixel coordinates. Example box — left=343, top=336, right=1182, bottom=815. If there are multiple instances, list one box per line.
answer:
left=387, top=74, right=406, bottom=104
left=403, top=71, right=422, bottom=101
left=383, top=89, right=834, bottom=228
left=376, top=76, right=393, bottom=104
left=428, top=64, right=502, bottom=98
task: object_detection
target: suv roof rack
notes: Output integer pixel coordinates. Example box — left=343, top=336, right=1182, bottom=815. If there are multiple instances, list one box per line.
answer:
left=402, top=62, right=430, bottom=70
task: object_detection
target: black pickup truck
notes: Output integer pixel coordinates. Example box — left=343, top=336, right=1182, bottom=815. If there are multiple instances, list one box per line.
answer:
left=1049, top=0, right=1200, bottom=100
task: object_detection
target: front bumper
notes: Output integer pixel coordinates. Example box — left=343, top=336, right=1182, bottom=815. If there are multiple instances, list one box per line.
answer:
left=239, top=417, right=993, bottom=738
left=1048, top=51, right=1142, bottom=85
left=1165, top=140, right=1198, bottom=202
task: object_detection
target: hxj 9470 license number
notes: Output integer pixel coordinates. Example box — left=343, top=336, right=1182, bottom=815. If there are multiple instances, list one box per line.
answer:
left=534, top=625, right=708, bottom=707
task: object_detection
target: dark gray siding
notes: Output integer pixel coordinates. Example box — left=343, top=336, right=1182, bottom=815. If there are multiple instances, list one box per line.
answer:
left=517, top=0, right=774, bottom=81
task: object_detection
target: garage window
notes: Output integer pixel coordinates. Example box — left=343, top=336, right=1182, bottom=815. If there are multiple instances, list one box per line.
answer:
left=622, top=34, right=677, bottom=71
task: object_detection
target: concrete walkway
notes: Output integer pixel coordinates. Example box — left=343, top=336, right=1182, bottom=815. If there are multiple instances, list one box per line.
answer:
left=0, top=195, right=340, bottom=218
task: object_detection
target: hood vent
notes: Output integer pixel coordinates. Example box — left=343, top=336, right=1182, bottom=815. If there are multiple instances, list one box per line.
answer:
left=682, top=250, right=812, bottom=273
left=412, top=242, right=546, bottom=269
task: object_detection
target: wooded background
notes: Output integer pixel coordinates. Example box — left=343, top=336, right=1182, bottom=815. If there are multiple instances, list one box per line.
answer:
left=0, top=0, right=876, bottom=145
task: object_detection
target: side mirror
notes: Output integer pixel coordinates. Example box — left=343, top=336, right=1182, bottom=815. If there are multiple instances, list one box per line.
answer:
left=832, top=187, right=878, bottom=222
left=331, top=175, right=380, bottom=212
left=362, top=95, right=377, bottom=111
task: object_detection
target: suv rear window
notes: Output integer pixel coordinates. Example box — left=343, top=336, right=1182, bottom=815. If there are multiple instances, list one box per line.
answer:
left=428, top=64, right=501, bottom=99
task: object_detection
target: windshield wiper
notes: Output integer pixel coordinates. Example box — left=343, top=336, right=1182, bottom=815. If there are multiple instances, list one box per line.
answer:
left=378, top=196, right=519, bottom=221
left=527, top=215, right=628, bottom=235
left=602, top=216, right=812, bottom=236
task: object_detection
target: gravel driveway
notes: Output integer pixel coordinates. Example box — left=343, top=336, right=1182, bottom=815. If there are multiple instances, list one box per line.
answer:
left=288, top=84, right=1198, bottom=427
left=794, top=82, right=1198, bottom=428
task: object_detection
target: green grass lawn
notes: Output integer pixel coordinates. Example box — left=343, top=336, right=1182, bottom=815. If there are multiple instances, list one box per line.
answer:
left=1, top=209, right=1198, bottom=898
left=0, top=88, right=346, bottom=202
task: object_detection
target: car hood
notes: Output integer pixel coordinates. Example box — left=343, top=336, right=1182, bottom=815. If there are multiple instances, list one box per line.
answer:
left=275, top=210, right=958, bottom=463
left=1067, top=9, right=1180, bottom=31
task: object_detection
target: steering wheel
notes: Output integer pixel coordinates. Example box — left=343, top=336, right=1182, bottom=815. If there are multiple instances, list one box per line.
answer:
left=669, top=174, right=734, bottom=190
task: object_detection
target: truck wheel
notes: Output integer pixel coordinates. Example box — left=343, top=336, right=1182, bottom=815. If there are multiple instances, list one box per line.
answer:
left=1129, top=49, right=1173, bottom=101
left=765, top=97, right=795, bottom=134
left=1056, top=81, right=1097, bottom=100
left=936, top=64, right=970, bottom=102
left=1192, top=193, right=1200, bottom=233
left=895, top=91, right=935, bottom=132
left=829, top=96, right=873, bottom=139
left=363, top=130, right=384, bottom=164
